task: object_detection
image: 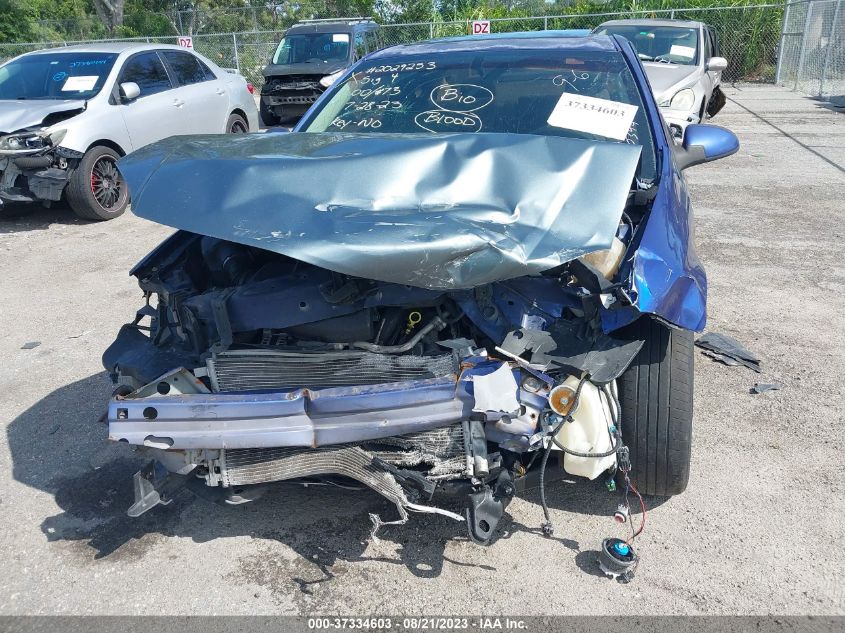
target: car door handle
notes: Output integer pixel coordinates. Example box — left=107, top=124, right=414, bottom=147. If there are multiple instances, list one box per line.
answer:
left=215, top=88, right=226, bottom=95
left=172, top=99, right=185, bottom=107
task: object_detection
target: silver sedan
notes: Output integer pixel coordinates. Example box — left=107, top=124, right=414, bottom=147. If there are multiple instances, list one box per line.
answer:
left=0, top=43, right=259, bottom=220
left=594, top=19, right=727, bottom=137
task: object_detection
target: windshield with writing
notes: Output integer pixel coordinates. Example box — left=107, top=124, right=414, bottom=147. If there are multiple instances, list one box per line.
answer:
left=303, top=48, right=655, bottom=180
left=596, top=26, right=699, bottom=65
left=272, top=33, right=351, bottom=65
left=0, top=52, right=118, bottom=100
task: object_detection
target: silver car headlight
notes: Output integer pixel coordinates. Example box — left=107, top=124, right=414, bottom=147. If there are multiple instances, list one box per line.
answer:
left=0, top=128, right=66, bottom=153
left=661, top=88, right=696, bottom=112
left=319, top=71, right=343, bottom=89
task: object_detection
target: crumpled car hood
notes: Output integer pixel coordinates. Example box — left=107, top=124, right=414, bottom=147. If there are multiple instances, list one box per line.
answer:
left=0, top=99, right=86, bottom=134
left=120, top=132, right=641, bottom=291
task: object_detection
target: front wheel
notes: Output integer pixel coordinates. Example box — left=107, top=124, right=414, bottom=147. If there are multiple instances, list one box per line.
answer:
left=66, top=146, right=128, bottom=221
left=618, top=318, right=694, bottom=497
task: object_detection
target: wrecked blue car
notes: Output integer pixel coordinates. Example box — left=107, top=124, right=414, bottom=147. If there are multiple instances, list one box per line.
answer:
left=104, top=33, right=738, bottom=545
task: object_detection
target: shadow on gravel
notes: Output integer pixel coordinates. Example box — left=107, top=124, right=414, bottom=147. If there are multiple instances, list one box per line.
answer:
left=574, top=550, right=612, bottom=579
left=0, top=202, right=92, bottom=232
left=9, top=371, right=658, bottom=584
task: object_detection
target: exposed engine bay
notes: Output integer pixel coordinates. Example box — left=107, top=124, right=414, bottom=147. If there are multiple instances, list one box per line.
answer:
left=105, top=222, right=646, bottom=544
left=103, top=131, right=676, bottom=552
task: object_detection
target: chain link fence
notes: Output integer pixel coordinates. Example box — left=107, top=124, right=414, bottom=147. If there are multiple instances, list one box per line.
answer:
left=777, top=0, right=844, bottom=103
left=1, top=5, right=786, bottom=92
left=379, top=6, right=784, bottom=82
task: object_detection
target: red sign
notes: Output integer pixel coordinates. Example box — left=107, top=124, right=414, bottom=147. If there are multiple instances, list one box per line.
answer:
left=177, top=36, right=193, bottom=48
left=471, top=20, right=491, bottom=35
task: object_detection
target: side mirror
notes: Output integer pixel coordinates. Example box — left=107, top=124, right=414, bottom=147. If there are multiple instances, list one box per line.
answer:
left=706, top=57, right=727, bottom=72
left=119, top=81, right=140, bottom=102
left=675, top=124, right=739, bottom=170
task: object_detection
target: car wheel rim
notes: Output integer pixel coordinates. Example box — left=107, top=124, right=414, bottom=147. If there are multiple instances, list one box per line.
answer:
left=230, top=120, right=247, bottom=133
left=90, top=156, right=123, bottom=210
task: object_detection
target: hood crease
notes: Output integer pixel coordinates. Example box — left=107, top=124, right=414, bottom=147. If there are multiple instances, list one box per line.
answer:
left=120, top=132, right=641, bottom=290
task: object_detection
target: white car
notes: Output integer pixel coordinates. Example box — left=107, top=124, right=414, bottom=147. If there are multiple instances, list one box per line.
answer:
left=0, top=43, right=259, bottom=220
left=594, top=19, right=727, bottom=137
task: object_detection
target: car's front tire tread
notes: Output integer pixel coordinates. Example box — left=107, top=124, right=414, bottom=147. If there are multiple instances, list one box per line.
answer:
left=618, top=318, right=694, bottom=497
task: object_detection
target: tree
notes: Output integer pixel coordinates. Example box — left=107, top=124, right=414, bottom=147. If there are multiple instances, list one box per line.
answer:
left=92, top=0, right=125, bottom=36
left=0, top=0, right=36, bottom=42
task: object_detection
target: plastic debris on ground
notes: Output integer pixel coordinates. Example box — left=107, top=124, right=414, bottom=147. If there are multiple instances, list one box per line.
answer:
left=694, top=332, right=761, bottom=372
left=750, top=382, right=781, bottom=394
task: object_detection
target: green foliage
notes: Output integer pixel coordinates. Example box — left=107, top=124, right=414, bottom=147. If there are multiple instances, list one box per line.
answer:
left=0, top=0, right=36, bottom=43
left=0, top=0, right=782, bottom=81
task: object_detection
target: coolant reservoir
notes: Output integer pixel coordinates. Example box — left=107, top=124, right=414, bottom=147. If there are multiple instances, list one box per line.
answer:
left=580, top=237, right=625, bottom=280
left=554, top=376, right=617, bottom=480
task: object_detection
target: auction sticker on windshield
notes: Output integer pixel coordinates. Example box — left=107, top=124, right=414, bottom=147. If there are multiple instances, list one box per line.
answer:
left=62, top=75, right=98, bottom=92
left=547, top=93, right=638, bottom=140
left=670, top=44, right=696, bottom=60
left=333, top=33, right=350, bottom=43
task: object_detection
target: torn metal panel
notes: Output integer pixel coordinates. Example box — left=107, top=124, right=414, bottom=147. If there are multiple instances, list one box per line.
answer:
left=119, top=132, right=641, bottom=290
left=627, top=176, right=708, bottom=332
left=498, top=321, right=644, bottom=384
left=0, top=100, right=87, bottom=137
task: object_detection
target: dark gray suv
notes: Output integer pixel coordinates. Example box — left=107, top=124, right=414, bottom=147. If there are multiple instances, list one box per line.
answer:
left=259, top=18, right=381, bottom=125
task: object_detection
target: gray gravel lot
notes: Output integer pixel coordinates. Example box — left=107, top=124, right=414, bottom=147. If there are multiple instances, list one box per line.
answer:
left=0, top=85, right=843, bottom=616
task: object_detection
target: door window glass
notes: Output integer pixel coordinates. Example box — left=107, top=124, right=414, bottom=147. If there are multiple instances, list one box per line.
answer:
left=162, top=51, right=210, bottom=86
left=354, top=33, right=367, bottom=59
left=197, top=57, right=217, bottom=81
left=120, top=52, right=172, bottom=97
left=364, top=31, right=381, bottom=55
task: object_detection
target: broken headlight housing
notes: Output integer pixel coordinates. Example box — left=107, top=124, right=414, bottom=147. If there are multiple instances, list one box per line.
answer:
left=319, top=71, right=343, bottom=88
left=0, top=128, right=66, bottom=154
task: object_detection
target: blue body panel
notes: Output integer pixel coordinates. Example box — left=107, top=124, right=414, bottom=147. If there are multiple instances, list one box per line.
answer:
left=615, top=36, right=708, bottom=332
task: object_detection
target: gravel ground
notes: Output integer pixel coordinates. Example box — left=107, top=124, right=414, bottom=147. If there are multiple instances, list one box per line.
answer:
left=0, top=84, right=843, bottom=616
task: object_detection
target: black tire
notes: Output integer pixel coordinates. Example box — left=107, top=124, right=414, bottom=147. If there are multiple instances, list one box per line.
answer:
left=66, top=146, right=128, bottom=221
left=618, top=317, right=694, bottom=497
left=227, top=112, right=248, bottom=133
left=259, top=100, right=281, bottom=127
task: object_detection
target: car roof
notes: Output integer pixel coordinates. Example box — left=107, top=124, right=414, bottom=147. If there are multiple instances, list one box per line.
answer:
left=288, top=20, right=377, bottom=34
left=598, top=18, right=704, bottom=29
left=22, top=42, right=207, bottom=56
left=369, top=32, right=619, bottom=58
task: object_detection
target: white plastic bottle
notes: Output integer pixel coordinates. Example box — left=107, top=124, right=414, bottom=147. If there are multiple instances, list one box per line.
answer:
left=554, top=376, right=617, bottom=479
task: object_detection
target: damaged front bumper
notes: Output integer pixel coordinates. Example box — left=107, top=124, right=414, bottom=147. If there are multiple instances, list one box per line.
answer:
left=0, top=144, right=79, bottom=206
left=110, top=372, right=473, bottom=450
left=108, top=350, right=613, bottom=543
